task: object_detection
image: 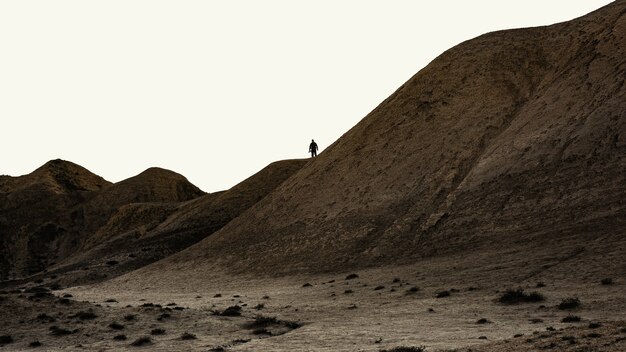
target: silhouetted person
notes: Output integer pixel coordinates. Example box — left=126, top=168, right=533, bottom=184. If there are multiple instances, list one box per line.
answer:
left=309, top=139, right=318, bottom=157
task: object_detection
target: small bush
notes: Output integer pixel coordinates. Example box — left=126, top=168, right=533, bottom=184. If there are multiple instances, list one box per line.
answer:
left=406, top=287, right=419, bottom=294
left=113, top=334, right=127, bottom=341
left=587, top=333, right=602, bottom=338
left=0, top=335, right=13, bottom=344
left=380, top=346, right=426, bottom=352
left=254, top=304, right=264, bottom=310
left=57, top=298, right=72, bottom=305
left=249, top=316, right=279, bottom=327
left=252, top=328, right=271, bottom=335
left=374, top=285, right=385, bottom=291
left=344, top=289, right=353, bottom=294
left=157, top=313, right=170, bottom=321
left=106, top=260, right=119, bottom=266
left=601, top=278, right=613, bottom=285
left=150, top=328, right=166, bottom=335
left=220, top=305, right=242, bottom=316
left=62, top=293, right=73, bottom=298
left=562, top=315, right=581, bottom=323
left=436, top=291, right=450, bottom=298
left=181, top=332, right=197, bottom=340
left=105, top=299, right=118, bottom=303
left=244, top=315, right=282, bottom=329
left=498, top=288, right=544, bottom=304
left=393, top=278, right=401, bottom=283
left=109, top=322, right=125, bottom=330
left=588, top=322, right=601, bottom=329
left=345, top=273, right=359, bottom=280
left=29, top=340, right=42, bottom=347
left=243, top=315, right=300, bottom=331
left=285, top=321, right=302, bottom=329
left=558, top=297, right=581, bottom=310
left=213, top=293, right=222, bottom=298
left=476, top=318, right=490, bottom=324
left=130, top=336, right=151, bottom=346
left=124, top=314, right=136, bottom=321
left=302, top=283, right=312, bottom=287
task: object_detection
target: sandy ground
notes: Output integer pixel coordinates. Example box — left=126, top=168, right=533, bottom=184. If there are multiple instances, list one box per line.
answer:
left=3, top=254, right=624, bottom=352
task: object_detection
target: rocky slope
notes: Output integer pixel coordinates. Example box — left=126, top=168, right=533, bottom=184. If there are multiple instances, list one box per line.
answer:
left=133, top=0, right=626, bottom=281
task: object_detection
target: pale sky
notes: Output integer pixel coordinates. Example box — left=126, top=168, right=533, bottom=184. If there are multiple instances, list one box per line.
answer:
left=0, top=1, right=613, bottom=192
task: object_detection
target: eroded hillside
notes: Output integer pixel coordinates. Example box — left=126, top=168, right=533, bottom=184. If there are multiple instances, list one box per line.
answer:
left=130, top=1, right=626, bottom=282
left=0, top=159, right=306, bottom=286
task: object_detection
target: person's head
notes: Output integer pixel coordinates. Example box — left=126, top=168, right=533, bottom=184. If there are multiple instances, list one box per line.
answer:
left=311, top=139, right=315, bottom=142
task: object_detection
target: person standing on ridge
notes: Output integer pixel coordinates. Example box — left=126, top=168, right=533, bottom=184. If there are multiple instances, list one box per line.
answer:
left=309, top=139, right=318, bottom=157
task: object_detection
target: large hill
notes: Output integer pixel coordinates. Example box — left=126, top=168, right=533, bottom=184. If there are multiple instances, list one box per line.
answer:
left=128, top=0, right=626, bottom=283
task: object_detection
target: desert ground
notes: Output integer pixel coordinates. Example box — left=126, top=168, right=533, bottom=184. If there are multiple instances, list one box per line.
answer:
left=2, top=250, right=625, bottom=351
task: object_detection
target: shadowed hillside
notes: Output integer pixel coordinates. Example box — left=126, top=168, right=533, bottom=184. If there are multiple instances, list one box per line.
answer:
left=45, top=159, right=308, bottom=287
left=77, top=167, right=205, bottom=249
left=132, top=1, right=626, bottom=281
left=0, top=161, right=203, bottom=280
left=0, top=159, right=307, bottom=286
left=0, top=160, right=111, bottom=278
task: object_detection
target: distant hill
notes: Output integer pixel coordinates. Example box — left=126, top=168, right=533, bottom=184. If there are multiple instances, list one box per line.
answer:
left=129, top=0, right=626, bottom=283
left=51, top=159, right=307, bottom=287
left=78, top=166, right=205, bottom=247
left=0, top=160, right=111, bottom=278
left=0, top=159, right=306, bottom=286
